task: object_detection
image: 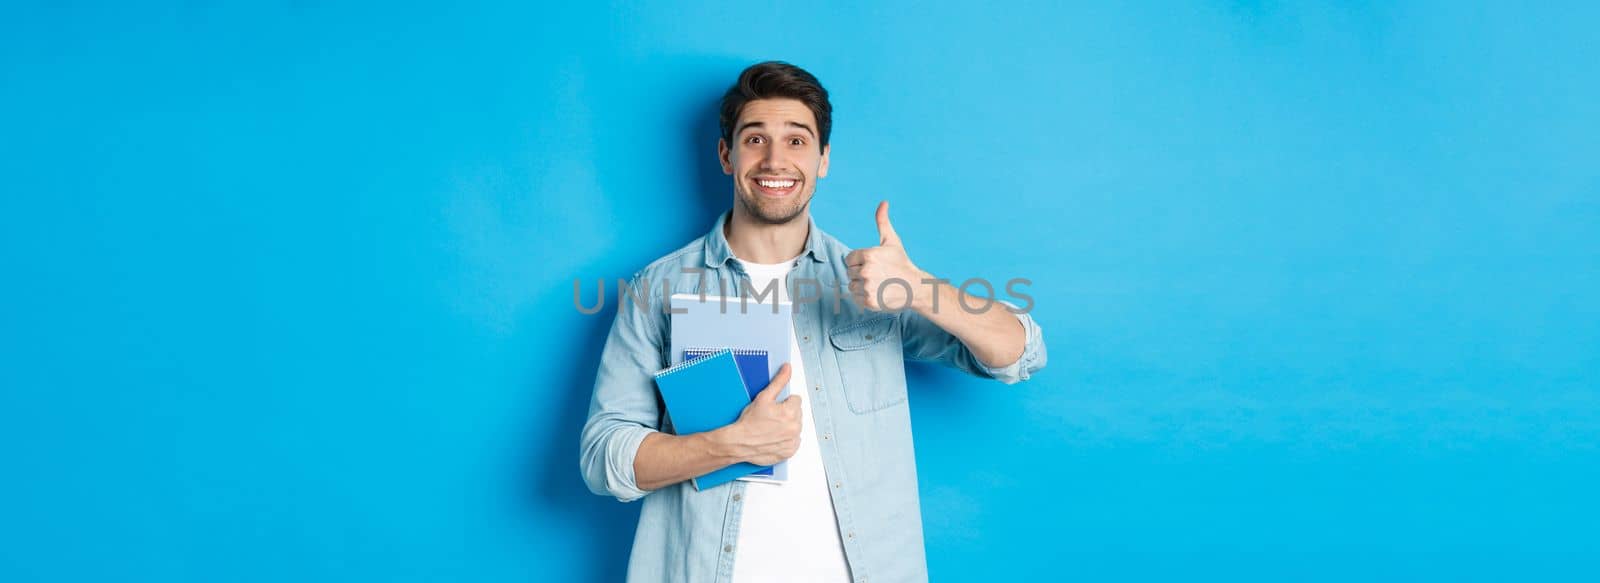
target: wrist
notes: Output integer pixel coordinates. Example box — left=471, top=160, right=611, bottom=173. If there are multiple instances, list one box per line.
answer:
left=912, top=269, right=944, bottom=314
left=700, top=426, right=749, bottom=465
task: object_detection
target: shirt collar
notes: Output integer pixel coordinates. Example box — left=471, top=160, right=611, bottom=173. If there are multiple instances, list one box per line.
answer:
left=703, top=209, right=828, bottom=269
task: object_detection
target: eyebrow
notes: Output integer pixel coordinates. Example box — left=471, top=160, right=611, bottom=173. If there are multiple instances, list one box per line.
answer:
left=736, top=120, right=816, bottom=138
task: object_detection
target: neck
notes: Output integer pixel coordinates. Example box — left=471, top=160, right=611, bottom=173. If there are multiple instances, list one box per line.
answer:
left=724, top=206, right=809, bottom=265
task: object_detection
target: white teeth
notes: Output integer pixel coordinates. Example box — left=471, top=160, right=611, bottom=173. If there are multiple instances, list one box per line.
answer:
left=758, top=179, right=796, bottom=189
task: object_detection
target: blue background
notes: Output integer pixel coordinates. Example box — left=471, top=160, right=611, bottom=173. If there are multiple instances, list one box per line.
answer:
left=3, top=2, right=1597, bottom=581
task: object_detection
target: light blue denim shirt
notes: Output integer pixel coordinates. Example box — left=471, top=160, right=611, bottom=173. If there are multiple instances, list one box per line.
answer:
left=579, top=210, right=1047, bottom=583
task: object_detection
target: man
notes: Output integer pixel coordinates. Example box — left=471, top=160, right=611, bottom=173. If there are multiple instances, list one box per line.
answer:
left=579, top=61, right=1047, bottom=583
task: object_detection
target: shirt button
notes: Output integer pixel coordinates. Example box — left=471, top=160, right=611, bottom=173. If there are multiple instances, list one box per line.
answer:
left=802, top=335, right=810, bottom=342
left=865, top=334, right=874, bottom=340
left=814, top=384, right=822, bottom=391
left=833, top=481, right=842, bottom=489
left=822, top=433, right=831, bottom=440
left=847, top=531, right=855, bottom=539
left=732, top=493, right=742, bottom=502
left=724, top=544, right=734, bottom=553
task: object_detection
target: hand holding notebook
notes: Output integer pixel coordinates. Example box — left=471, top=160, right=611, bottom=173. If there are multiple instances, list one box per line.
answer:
left=718, top=362, right=800, bottom=468
left=654, top=350, right=799, bottom=490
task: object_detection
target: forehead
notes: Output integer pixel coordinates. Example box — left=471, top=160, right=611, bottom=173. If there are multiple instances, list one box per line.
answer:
left=736, top=98, right=817, bottom=132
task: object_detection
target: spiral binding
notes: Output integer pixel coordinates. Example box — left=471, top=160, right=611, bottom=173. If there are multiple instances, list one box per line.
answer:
left=654, top=347, right=734, bottom=378
left=682, top=347, right=770, bottom=357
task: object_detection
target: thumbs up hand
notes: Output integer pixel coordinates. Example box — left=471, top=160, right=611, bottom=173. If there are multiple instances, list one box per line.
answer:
left=845, top=201, right=930, bottom=312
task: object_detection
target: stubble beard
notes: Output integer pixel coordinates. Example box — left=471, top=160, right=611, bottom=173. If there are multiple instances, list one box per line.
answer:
left=737, top=182, right=812, bottom=225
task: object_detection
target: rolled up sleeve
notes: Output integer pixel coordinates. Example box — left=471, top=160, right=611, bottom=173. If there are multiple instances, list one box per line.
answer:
left=974, top=307, right=1047, bottom=384
left=578, top=274, right=666, bottom=503
left=901, top=300, right=1048, bottom=385
left=580, top=421, right=654, bottom=502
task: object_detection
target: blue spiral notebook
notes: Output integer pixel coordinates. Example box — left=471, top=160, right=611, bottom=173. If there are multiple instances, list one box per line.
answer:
left=684, top=347, right=775, bottom=481
left=668, top=293, right=793, bottom=482
left=652, top=348, right=769, bottom=490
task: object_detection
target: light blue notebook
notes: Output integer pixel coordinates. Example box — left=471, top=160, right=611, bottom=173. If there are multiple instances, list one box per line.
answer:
left=653, top=348, right=769, bottom=490
left=669, top=293, right=793, bottom=481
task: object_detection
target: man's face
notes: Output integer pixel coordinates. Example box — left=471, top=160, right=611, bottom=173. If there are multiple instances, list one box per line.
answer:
left=719, top=98, right=830, bottom=225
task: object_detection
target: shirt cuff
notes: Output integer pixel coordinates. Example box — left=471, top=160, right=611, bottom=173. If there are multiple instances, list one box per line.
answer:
left=977, top=304, right=1044, bottom=384
left=604, top=425, right=655, bottom=503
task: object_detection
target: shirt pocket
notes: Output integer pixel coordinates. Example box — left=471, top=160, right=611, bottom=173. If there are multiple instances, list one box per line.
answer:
left=828, top=315, right=908, bottom=414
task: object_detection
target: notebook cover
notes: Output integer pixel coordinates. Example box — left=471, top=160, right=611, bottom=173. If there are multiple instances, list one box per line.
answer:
left=652, top=349, right=768, bottom=490
left=668, top=293, right=793, bottom=481
left=683, top=348, right=769, bottom=400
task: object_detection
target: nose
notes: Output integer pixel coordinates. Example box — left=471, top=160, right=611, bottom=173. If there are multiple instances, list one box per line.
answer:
left=758, top=143, right=788, bottom=171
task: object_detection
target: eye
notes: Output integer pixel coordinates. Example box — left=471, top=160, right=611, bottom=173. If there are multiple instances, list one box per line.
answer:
left=789, top=137, right=805, bottom=146
left=745, top=135, right=765, bottom=145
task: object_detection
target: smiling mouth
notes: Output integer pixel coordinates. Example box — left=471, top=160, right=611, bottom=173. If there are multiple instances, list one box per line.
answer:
left=751, top=176, right=801, bottom=197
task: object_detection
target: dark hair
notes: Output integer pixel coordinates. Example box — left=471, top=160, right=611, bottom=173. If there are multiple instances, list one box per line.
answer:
left=719, top=61, right=832, bottom=150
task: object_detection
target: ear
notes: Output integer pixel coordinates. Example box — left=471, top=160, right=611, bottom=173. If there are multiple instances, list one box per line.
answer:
left=718, top=138, right=733, bottom=175
left=817, top=144, right=830, bottom=179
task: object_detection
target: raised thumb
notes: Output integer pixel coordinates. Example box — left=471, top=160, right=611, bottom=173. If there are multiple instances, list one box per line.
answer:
left=875, top=200, right=901, bottom=246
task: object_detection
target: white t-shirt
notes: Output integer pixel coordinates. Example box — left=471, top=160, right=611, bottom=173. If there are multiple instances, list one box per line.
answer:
left=730, top=256, right=852, bottom=583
